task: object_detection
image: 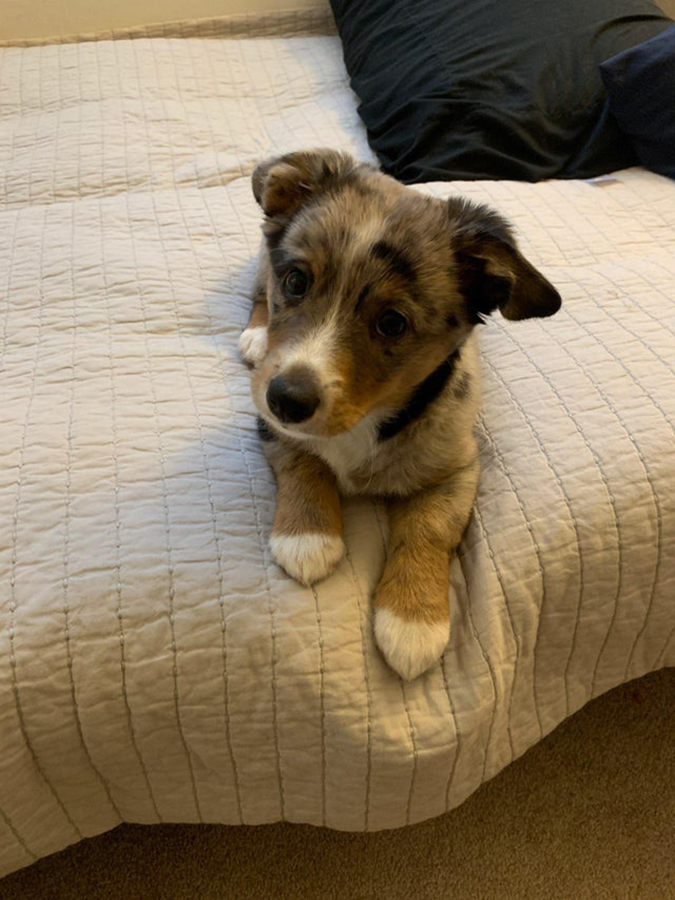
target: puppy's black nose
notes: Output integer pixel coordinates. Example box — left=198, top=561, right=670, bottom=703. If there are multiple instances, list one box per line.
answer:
left=266, top=369, right=321, bottom=424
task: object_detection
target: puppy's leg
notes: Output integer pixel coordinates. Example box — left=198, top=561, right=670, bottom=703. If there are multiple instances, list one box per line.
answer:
left=239, top=284, right=268, bottom=368
left=263, top=433, right=345, bottom=585
left=374, top=461, right=479, bottom=680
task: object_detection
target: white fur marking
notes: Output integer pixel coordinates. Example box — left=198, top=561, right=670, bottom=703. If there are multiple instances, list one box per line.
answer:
left=280, top=322, right=337, bottom=385
left=239, top=326, right=268, bottom=366
left=311, top=412, right=382, bottom=493
left=374, top=608, right=449, bottom=680
left=270, top=532, right=345, bottom=586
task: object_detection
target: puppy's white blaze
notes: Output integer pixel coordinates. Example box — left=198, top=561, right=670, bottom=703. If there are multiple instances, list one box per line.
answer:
left=238, top=326, right=268, bottom=366
left=374, top=608, right=450, bottom=681
left=270, top=532, right=345, bottom=586
left=281, top=322, right=337, bottom=385
left=279, top=218, right=383, bottom=381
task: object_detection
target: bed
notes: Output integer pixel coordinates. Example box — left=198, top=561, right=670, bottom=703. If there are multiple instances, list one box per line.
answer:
left=1, top=4, right=674, bottom=877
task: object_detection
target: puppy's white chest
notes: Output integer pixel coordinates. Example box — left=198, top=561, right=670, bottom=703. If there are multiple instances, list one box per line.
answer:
left=311, top=416, right=381, bottom=494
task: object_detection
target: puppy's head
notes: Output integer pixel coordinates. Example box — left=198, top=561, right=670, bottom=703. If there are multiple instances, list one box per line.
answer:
left=250, top=149, right=561, bottom=438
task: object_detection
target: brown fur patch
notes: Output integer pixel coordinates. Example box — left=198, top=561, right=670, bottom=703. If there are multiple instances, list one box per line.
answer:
left=246, top=293, right=268, bottom=329
left=374, top=463, right=479, bottom=623
left=267, top=441, right=342, bottom=538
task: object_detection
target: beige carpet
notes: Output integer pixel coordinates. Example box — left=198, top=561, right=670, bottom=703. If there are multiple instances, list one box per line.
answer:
left=1, top=667, right=673, bottom=899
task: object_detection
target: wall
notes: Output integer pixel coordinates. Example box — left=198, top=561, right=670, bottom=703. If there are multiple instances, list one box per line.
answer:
left=0, top=0, right=324, bottom=43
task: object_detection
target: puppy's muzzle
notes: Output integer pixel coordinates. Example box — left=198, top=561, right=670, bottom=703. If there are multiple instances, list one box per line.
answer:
left=266, top=365, right=321, bottom=425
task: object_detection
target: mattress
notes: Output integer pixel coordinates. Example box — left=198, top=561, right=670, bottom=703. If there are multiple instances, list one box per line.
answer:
left=1, top=13, right=674, bottom=877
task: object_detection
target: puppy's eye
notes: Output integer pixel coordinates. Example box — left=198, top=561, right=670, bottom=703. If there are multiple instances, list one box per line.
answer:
left=376, top=310, right=407, bottom=337
left=283, top=268, right=309, bottom=300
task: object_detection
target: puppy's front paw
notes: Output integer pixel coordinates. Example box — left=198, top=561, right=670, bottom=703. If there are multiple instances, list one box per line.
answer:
left=238, top=326, right=268, bottom=367
left=374, top=608, right=449, bottom=680
left=270, top=532, right=345, bottom=586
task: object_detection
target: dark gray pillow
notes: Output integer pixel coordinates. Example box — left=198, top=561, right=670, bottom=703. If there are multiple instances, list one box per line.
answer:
left=330, top=0, right=672, bottom=182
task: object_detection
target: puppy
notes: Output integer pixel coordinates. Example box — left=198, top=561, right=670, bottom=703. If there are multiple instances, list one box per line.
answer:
left=240, top=149, right=561, bottom=680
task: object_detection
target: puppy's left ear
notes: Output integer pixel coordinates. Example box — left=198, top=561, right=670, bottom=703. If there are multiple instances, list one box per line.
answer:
left=448, top=198, right=561, bottom=322
left=252, top=149, right=358, bottom=220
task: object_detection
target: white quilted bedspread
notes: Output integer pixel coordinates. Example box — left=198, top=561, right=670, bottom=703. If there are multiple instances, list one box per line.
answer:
left=1, top=22, right=674, bottom=877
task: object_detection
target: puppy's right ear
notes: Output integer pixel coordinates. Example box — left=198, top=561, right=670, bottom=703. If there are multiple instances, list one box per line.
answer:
left=448, top=197, right=561, bottom=322
left=252, top=149, right=358, bottom=219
